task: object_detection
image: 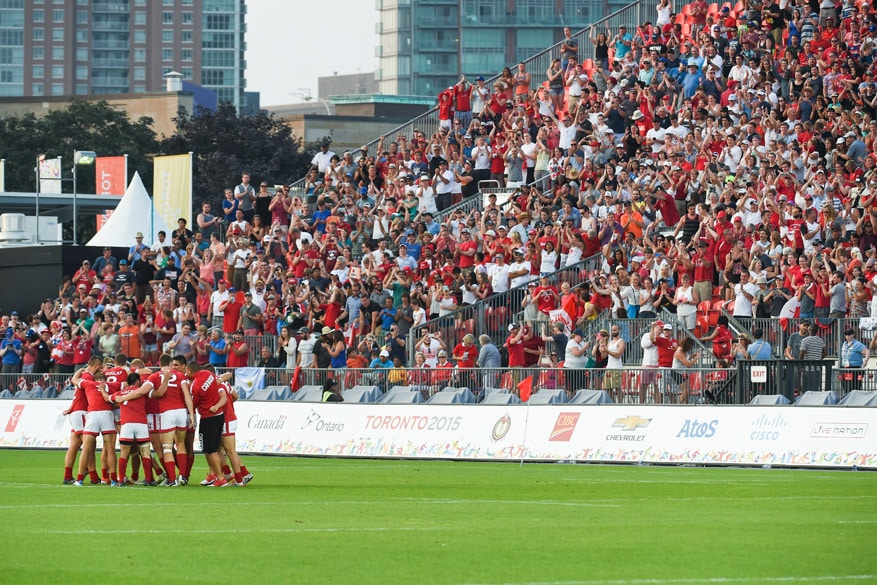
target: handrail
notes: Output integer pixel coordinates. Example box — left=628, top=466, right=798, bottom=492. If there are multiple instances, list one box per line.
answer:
left=288, top=0, right=649, bottom=191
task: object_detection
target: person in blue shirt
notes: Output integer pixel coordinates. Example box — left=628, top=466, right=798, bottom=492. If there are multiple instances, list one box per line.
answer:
left=310, top=199, right=332, bottom=234
left=746, top=328, right=772, bottom=360
left=378, top=297, right=397, bottom=333
left=0, top=328, right=22, bottom=373
left=613, top=25, right=633, bottom=59
left=368, top=349, right=393, bottom=370
left=402, top=232, right=421, bottom=261
left=681, top=61, right=703, bottom=99
left=207, top=328, right=228, bottom=367
left=840, top=329, right=869, bottom=393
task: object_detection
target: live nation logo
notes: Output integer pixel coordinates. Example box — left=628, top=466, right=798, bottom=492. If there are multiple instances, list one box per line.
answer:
left=549, top=412, right=580, bottom=442
left=5, top=404, right=24, bottom=432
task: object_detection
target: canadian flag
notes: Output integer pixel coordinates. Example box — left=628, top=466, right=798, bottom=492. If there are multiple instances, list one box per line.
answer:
left=15, top=377, right=28, bottom=392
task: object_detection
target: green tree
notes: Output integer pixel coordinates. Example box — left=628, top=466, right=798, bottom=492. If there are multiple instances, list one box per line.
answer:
left=0, top=99, right=158, bottom=194
left=159, top=102, right=318, bottom=213
left=0, top=99, right=159, bottom=244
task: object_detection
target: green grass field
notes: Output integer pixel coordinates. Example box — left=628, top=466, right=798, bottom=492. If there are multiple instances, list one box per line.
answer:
left=0, top=450, right=874, bottom=585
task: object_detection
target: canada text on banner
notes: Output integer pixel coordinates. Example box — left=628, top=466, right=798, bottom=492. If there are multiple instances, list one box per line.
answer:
left=95, top=156, right=127, bottom=231
left=152, top=153, right=192, bottom=228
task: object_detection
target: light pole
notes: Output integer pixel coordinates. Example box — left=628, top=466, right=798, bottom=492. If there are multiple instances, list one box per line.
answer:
left=292, top=88, right=332, bottom=115
left=72, top=150, right=96, bottom=246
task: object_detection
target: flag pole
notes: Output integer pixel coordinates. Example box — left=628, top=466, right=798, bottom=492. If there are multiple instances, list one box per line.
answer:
left=518, top=374, right=533, bottom=468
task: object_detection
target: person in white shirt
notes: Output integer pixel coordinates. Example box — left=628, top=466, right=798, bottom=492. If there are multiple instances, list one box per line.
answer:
left=558, top=116, right=578, bottom=152
left=310, top=142, right=336, bottom=174
left=489, top=253, right=511, bottom=293
left=733, top=272, right=758, bottom=319
left=640, top=321, right=661, bottom=403
left=296, top=328, right=316, bottom=368
left=416, top=177, right=438, bottom=215
left=208, top=279, right=230, bottom=330
left=508, top=249, right=533, bottom=289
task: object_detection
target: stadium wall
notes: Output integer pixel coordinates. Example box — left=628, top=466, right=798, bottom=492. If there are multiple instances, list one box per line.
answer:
left=1, top=401, right=873, bottom=469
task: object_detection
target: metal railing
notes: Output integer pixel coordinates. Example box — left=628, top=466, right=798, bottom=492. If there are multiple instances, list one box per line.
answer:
left=287, top=0, right=648, bottom=192
left=209, top=365, right=734, bottom=405
left=719, top=313, right=849, bottom=360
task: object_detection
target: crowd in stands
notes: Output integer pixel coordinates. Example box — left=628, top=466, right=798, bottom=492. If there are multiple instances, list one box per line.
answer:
left=4, top=0, right=877, bottom=397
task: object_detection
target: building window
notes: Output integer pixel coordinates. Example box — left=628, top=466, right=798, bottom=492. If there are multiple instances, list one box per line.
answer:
left=32, top=83, right=44, bottom=95
left=133, top=84, right=145, bottom=93
left=182, top=30, right=192, bottom=43
left=163, top=0, right=174, bottom=4
left=134, top=49, right=146, bottom=62
left=33, top=9, right=43, bottom=22
left=76, top=29, right=87, bottom=42
left=51, top=65, right=63, bottom=78
left=162, top=48, right=173, bottom=61
left=0, top=70, right=13, bottom=83
left=161, top=66, right=173, bottom=76
left=53, top=9, right=63, bottom=22
left=181, top=49, right=192, bottom=61
left=181, top=67, right=192, bottom=79
left=134, top=12, right=146, bottom=25
left=181, top=12, right=193, bottom=24
left=52, top=47, right=63, bottom=60
left=51, top=83, right=63, bottom=96
left=162, top=12, right=173, bottom=24
left=134, top=67, right=145, bottom=81
left=76, top=10, right=87, bottom=24
left=135, top=0, right=146, bottom=5
left=76, top=66, right=87, bottom=80
left=33, top=47, right=44, bottom=60
left=32, top=65, right=44, bottom=78
left=162, top=30, right=173, bottom=42
left=52, top=28, right=63, bottom=41
left=75, top=84, right=89, bottom=94
left=33, top=28, right=44, bottom=41
left=134, top=30, right=146, bottom=43
left=76, top=48, right=87, bottom=61
left=182, top=0, right=192, bottom=4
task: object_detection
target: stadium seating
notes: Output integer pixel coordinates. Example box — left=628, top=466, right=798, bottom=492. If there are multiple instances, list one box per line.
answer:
left=379, top=391, right=425, bottom=404
left=291, top=387, right=324, bottom=403
left=58, top=388, right=75, bottom=400
left=43, top=385, right=58, bottom=399
left=794, top=391, right=838, bottom=406
left=342, top=386, right=382, bottom=403
left=427, top=387, right=476, bottom=404
left=481, top=392, right=522, bottom=405
left=749, top=394, right=792, bottom=405
left=569, top=389, right=613, bottom=404
left=526, top=389, right=569, bottom=404
left=482, top=387, right=509, bottom=400
left=0, top=389, right=12, bottom=399
left=838, top=391, right=877, bottom=407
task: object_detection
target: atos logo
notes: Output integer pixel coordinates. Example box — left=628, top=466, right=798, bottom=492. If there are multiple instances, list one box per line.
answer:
left=676, top=419, right=718, bottom=439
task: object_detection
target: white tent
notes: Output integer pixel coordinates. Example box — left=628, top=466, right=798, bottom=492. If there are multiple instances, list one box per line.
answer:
left=86, top=172, right=172, bottom=247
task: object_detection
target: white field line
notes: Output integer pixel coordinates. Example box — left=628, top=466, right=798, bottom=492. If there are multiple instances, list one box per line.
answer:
left=459, top=575, right=877, bottom=585
left=0, top=499, right=620, bottom=510
left=45, top=527, right=434, bottom=535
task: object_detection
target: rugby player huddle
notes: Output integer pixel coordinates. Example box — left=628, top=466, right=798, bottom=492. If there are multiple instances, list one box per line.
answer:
left=63, top=353, right=252, bottom=487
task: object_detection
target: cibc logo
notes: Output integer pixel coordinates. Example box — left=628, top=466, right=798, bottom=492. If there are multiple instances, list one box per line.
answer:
left=549, top=412, right=580, bottom=442
left=5, top=404, right=24, bottom=432
left=676, top=419, right=718, bottom=439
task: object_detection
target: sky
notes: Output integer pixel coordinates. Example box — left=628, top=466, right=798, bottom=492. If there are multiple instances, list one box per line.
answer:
left=245, top=1, right=378, bottom=107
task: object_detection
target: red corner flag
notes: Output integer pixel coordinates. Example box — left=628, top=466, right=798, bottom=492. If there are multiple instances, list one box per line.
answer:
left=517, top=375, right=533, bottom=402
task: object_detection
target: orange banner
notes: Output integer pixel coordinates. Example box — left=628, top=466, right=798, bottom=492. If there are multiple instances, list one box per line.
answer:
left=95, top=156, right=126, bottom=232
left=95, top=156, right=127, bottom=195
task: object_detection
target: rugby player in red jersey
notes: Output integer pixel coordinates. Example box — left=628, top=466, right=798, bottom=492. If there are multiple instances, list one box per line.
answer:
left=131, top=358, right=166, bottom=484
left=200, top=368, right=251, bottom=486
left=101, top=354, right=130, bottom=483
left=72, top=357, right=118, bottom=486
left=140, top=354, right=194, bottom=486
left=173, top=354, right=197, bottom=480
left=62, top=358, right=98, bottom=484
left=185, top=362, right=231, bottom=485
left=105, top=370, right=162, bottom=485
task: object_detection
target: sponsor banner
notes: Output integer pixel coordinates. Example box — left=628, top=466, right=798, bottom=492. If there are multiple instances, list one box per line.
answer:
left=152, top=153, right=192, bottom=228
left=95, top=156, right=127, bottom=231
left=39, top=157, right=62, bottom=194
left=2, top=402, right=876, bottom=469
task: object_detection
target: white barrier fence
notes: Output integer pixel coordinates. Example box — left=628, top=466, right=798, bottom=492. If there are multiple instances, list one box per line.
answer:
left=1, top=400, right=874, bottom=469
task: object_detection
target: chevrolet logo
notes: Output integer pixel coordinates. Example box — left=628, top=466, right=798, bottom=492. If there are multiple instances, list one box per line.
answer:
left=612, top=415, right=652, bottom=431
